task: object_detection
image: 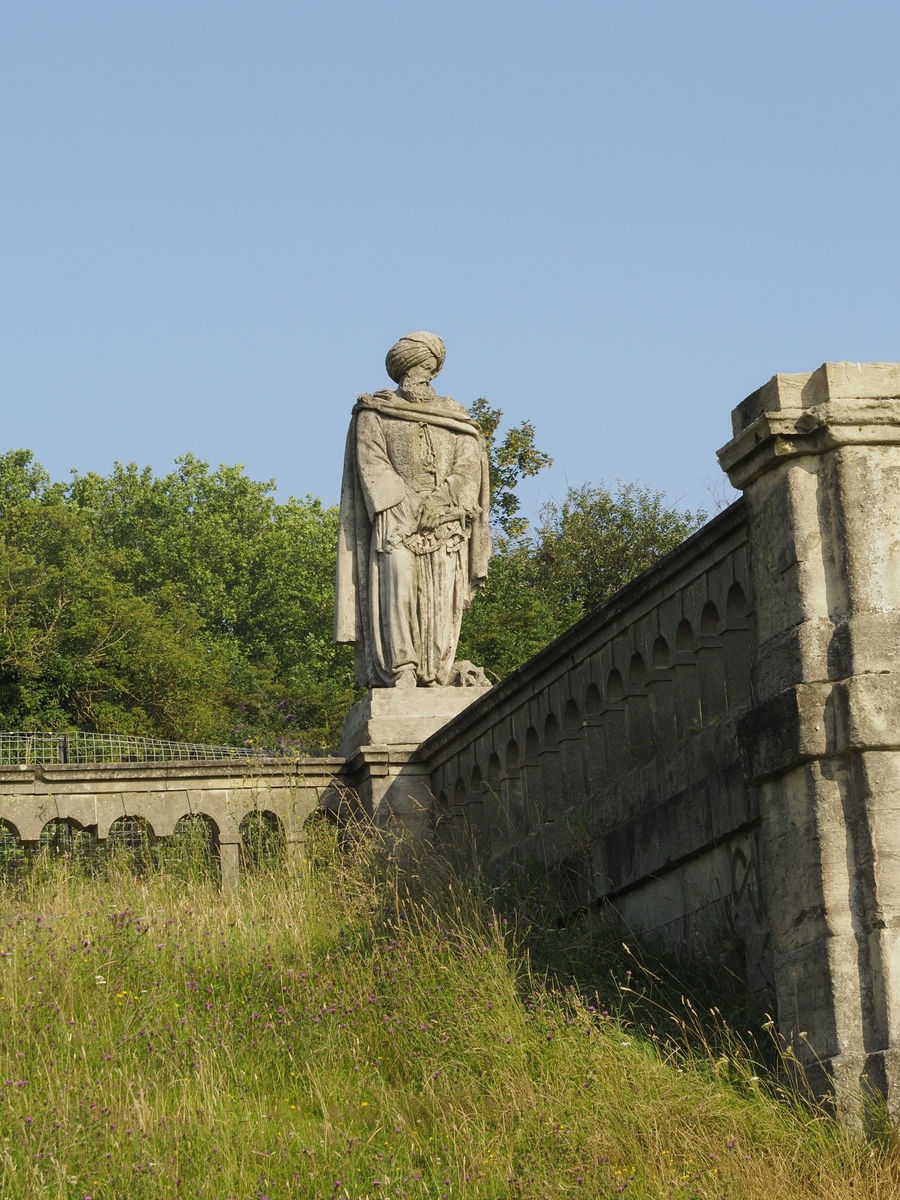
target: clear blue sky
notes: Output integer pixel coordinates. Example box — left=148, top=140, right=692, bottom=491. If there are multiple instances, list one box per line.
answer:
left=2, top=1, right=898, bottom=519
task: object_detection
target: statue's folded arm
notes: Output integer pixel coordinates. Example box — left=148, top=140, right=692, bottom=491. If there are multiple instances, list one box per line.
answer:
left=355, top=410, right=408, bottom=518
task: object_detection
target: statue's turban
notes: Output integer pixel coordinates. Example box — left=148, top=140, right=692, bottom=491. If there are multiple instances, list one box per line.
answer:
left=385, top=331, right=446, bottom=384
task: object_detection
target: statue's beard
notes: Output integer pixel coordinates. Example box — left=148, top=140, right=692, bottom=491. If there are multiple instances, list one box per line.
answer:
left=398, top=378, right=436, bottom=404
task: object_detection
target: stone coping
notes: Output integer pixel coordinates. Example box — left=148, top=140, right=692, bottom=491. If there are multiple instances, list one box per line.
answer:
left=0, top=757, right=344, bottom=785
left=417, top=498, right=747, bottom=763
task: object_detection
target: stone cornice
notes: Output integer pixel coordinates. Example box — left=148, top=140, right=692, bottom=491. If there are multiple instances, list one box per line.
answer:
left=719, top=400, right=900, bottom=488
left=718, top=362, right=900, bottom=488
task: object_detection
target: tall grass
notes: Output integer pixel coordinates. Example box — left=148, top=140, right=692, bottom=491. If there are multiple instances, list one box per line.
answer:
left=0, top=826, right=897, bottom=1199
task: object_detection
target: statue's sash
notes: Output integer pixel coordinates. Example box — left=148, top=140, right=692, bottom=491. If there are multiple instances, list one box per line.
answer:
left=352, top=393, right=486, bottom=442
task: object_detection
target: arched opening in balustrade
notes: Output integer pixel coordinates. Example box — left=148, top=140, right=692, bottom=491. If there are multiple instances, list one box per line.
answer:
left=484, top=750, right=504, bottom=845
left=0, top=820, right=23, bottom=880
left=647, top=635, right=676, bottom=746
left=299, top=808, right=344, bottom=865
left=563, top=698, right=581, bottom=730
left=39, top=817, right=96, bottom=861
left=539, top=712, right=562, bottom=817
left=487, top=752, right=501, bottom=786
left=525, top=726, right=539, bottom=757
left=697, top=601, right=727, bottom=721
left=626, top=653, right=652, bottom=764
left=501, top=739, right=525, bottom=835
left=652, top=636, right=670, bottom=669
left=673, top=618, right=701, bottom=735
left=240, top=810, right=286, bottom=872
left=39, top=817, right=77, bottom=855
left=107, top=816, right=155, bottom=872
left=585, top=682, right=602, bottom=713
left=604, top=668, right=627, bottom=770
left=701, top=601, right=720, bottom=637
left=727, top=581, right=749, bottom=620
left=676, top=619, right=694, bottom=653
left=164, top=814, right=220, bottom=882
left=466, top=764, right=487, bottom=841
left=723, top=581, right=752, bottom=706
left=454, top=778, right=467, bottom=807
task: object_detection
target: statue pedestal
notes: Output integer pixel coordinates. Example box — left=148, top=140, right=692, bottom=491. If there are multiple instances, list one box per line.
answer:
left=339, top=686, right=489, bottom=758
left=337, top=686, right=490, bottom=842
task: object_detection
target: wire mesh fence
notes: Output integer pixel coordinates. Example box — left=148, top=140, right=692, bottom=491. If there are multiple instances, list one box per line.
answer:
left=0, top=731, right=283, bottom=767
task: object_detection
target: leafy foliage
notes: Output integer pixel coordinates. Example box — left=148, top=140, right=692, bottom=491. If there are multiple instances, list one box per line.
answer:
left=0, top=450, right=355, bottom=748
left=469, top=398, right=552, bottom=538
left=533, top=482, right=707, bottom=613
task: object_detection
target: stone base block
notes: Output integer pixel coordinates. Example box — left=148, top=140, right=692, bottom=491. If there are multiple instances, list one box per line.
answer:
left=339, top=685, right=490, bottom=759
left=339, top=685, right=490, bottom=845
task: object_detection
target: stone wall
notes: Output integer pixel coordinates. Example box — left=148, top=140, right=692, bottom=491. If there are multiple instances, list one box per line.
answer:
left=421, top=498, right=770, bottom=995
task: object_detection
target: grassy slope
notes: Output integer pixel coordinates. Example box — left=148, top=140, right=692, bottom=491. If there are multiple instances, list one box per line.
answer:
left=0, top=834, right=897, bottom=1200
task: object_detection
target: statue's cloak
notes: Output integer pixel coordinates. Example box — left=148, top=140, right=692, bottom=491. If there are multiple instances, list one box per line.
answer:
left=334, top=393, right=491, bottom=679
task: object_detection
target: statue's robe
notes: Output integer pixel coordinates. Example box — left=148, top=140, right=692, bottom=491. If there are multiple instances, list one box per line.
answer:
left=335, top=391, right=491, bottom=687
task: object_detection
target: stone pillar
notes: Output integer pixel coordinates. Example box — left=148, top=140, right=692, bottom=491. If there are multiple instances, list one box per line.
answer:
left=339, top=686, right=491, bottom=845
left=695, top=635, right=728, bottom=725
left=671, top=649, right=702, bottom=738
left=646, top=669, right=677, bottom=752
left=286, top=835, right=306, bottom=872
left=719, top=361, right=900, bottom=1112
left=219, top=841, right=240, bottom=893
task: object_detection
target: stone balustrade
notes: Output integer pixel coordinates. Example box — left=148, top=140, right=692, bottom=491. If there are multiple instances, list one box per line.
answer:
left=0, top=758, right=343, bottom=890
left=421, top=498, right=768, bottom=993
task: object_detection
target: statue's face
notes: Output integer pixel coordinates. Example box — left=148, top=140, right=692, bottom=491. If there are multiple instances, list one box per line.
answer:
left=403, top=353, right=440, bottom=386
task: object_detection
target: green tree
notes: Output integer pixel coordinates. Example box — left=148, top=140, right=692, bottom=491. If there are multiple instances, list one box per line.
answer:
left=534, top=482, right=707, bottom=613
left=0, top=450, right=353, bottom=748
left=468, top=398, right=552, bottom=537
left=67, top=455, right=355, bottom=748
left=456, top=537, right=569, bottom=680
left=0, top=421, right=707, bottom=744
left=0, top=463, right=239, bottom=738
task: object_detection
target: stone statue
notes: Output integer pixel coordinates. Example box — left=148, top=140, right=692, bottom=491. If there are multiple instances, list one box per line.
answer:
left=335, top=332, right=491, bottom=688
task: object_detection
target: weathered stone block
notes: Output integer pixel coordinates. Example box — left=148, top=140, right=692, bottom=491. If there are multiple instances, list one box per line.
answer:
left=832, top=675, right=900, bottom=752
left=737, top=684, right=831, bottom=783
left=339, top=686, right=490, bottom=758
